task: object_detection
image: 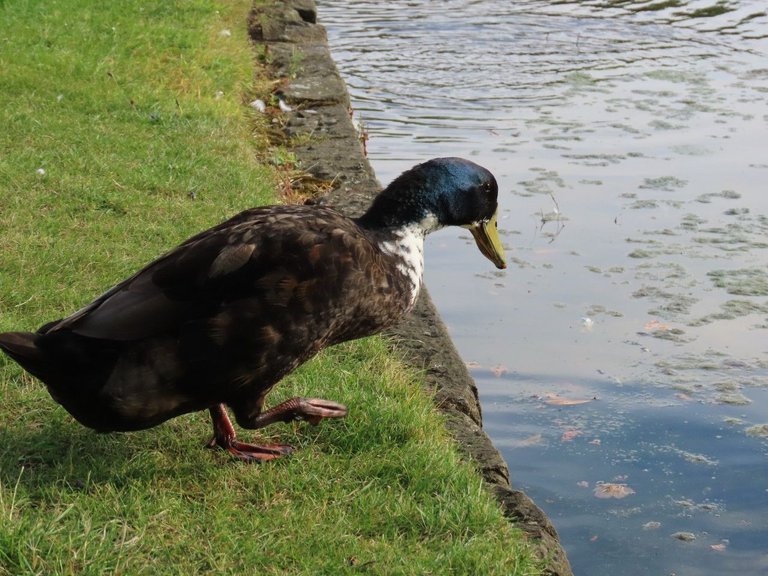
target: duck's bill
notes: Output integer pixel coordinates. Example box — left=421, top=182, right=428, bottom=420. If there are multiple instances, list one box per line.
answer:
left=469, top=210, right=507, bottom=269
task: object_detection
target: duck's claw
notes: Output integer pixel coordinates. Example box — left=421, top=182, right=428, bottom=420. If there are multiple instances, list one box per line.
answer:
left=206, top=435, right=294, bottom=463
left=296, top=398, right=349, bottom=425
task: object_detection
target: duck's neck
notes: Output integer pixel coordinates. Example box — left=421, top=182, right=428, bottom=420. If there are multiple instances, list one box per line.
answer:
left=375, top=222, right=430, bottom=310
left=357, top=188, right=443, bottom=309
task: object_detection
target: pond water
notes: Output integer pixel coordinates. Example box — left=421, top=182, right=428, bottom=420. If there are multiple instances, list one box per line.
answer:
left=319, top=1, right=768, bottom=574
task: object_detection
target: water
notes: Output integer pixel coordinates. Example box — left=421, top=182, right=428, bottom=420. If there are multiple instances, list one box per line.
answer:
left=319, top=1, right=768, bottom=574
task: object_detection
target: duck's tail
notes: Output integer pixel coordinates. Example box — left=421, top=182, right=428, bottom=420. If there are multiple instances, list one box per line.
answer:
left=0, top=331, right=48, bottom=381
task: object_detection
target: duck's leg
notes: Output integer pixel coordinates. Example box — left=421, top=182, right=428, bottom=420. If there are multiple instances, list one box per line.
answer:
left=207, top=404, right=294, bottom=463
left=207, top=398, right=347, bottom=462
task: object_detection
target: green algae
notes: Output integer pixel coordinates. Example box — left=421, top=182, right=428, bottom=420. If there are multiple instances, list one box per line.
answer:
left=689, top=300, right=768, bottom=326
left=633, top=286, right=698, bottom=318
left=639, top=176, right=688, bottom=192
left=630, top=199, right=659, bottom=209
left=679, top=213, right=707, bottom=231
left=686, top=4, right=733, bottom=19
left=708, top=268, right=768, bottom=296
left=632, top=0, right=683, bottom=12
left=671, top=145, right=712, bottom=156
left=716, top=392, right=752, bottom=405
left=696, top=190, right=742, bottom=203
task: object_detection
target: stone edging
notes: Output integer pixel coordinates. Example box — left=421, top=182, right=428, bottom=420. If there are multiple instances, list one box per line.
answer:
left=249, top=2, right=573, bottom=575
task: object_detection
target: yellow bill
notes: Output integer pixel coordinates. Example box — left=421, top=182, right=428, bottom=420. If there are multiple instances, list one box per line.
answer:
left=469, top=209, right=506, bottom=269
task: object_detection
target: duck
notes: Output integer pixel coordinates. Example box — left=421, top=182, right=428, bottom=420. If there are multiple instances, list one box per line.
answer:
left=0, top=157, right=506, bottom=462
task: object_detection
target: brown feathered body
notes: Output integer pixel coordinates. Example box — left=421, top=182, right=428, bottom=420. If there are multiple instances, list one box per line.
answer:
left=0, top=157, right=506, bottom=459
left=2, top=205, right=415, bottom=432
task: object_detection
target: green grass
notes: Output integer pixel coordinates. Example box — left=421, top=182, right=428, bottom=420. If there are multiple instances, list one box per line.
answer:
left=0, top=0, right=274, bottom=326
left=0, top=1, right=542, bottom=574
left=1, top=339, right=538, bottom=575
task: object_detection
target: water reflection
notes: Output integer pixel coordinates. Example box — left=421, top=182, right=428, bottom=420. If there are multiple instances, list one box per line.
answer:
left=320, top=1, right=768, bottom=574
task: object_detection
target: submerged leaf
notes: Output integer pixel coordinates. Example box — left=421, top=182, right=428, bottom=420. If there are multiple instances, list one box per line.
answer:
left=561, top=429, right=582, bottom=442
left=544, top=393, right=593, bottom=406
left=511, top=433, right=544, bottom=448
left=644, top=319, right=670, bottom=331
left=491, top=364, right=508, bottom=377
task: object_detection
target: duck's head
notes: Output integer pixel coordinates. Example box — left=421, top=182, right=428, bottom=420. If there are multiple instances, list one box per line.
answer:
left=358, top=157, right=507, bottom=269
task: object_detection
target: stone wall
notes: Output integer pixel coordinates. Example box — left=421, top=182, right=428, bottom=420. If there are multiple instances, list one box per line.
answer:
left=249, top=2, right=572, bottom=574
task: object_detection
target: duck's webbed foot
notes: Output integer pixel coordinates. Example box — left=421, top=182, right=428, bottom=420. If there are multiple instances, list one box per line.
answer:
left=207, top=398, right=348, bottom=463
left=207, top=404, right=293, bottom=463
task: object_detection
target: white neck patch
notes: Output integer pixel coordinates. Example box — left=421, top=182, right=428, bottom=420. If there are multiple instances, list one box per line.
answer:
left=379, top=221, right=430, bottom=309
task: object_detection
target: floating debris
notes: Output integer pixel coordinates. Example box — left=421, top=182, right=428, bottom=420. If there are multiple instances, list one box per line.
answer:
left=594, top=482, right=635, bottom=499
left=671, top=447, right=719, bottom=466
left=672, top=531, right=696, bottom=542
left=544, top=393, right=593, bottom=406
left=642, top=521, right=661, bottom=530
left=745, top=423, right=768, bottom=438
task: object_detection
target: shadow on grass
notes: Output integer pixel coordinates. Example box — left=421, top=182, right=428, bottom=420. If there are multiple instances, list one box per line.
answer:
left=0, top=411, right=220, bottom=492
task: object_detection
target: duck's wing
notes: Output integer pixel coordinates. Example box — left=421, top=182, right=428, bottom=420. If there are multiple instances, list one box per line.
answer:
left=44, top=205, right=374, bottom=341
